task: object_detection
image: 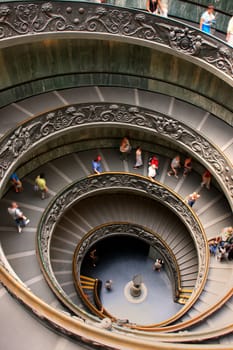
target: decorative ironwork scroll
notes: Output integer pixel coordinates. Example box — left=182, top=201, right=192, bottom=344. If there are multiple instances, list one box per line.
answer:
left=0, top=2, right=232, bottom=79
left=37, top=172, right=208, bottom=323
left=0, top=103, right=232, bottom=208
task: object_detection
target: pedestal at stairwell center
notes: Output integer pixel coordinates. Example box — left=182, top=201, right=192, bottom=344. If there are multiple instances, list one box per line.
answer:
left=130, top=274, right=142, bottom=297
left=124, top=274, right=148, bottom=304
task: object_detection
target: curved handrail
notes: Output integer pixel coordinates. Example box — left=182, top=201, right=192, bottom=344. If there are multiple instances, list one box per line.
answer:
left=1, top=262, right=233, bottom=346
left=80, top=278, right=102, bottom=314
left=94, top=279, right=102, bottom=311
left=93, top=279, right=117, bottom=320
left=37, top=172, right=209, bottom=328
left=74, top=275, right=115, bottom=320
left=0, top=2, right=232, bottom=85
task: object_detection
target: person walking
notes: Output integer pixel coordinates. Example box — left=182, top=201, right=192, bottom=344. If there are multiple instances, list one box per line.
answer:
left=134, top=146, right=143, bottom=169
left=160, top=0, right=168, bottom=17
left=153, top=258, right=164, bottom=272
left=10, top=172, right=23, bottom=193
left=200, top=4, right=215, bottom=34
left=186, top=192, right=200, bottom=208
left=183, top=157, right=192, bottom=177
left=149, top=155, right=159, bottom=168
left=146, top=0, right=163, bottom=15
left=120, top=136, right=131, bottom=161
left=35, top=173, right=48, bottom=199
left=148, top=164, right=157, bottom=181
left=8, top=201, right=30, bottom=233
left=89, top=248, right=98, bottom=267
left=201, top=170, right=211, bottom=189
left=226, top=16, right=233, bottom=46
left=104, top=280, right=113, bottom=291
left=167, top=155, right=181, bottom=179
left=92, top=155, right=102, bottom=174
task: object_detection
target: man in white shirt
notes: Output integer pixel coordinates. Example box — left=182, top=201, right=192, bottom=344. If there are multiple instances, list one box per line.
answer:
left=8, top=201, right=30, bottom=233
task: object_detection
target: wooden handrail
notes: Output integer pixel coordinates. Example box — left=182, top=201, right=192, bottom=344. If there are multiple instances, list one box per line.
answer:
left=0, top=265, right=146, bottom=348
left=93, top=280, right=116, bottom=320
left=74, top=273, right=115, bottom=321
left=80, top=275, right=96, bottom=281
left=1, top=263, right=233, bottom=347
left=80, top=281, right=96, bottom=286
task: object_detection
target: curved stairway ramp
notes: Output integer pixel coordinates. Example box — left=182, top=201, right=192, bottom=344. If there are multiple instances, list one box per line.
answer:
left=175, top=260, right=233, bottom=324
left=0, top=91, right=232, bottom=347
left=0, top=148, right=232, bottom=335
left=50, top=193, right=198, bottom=311
left=180, top=275, right=233, bottom=334
left=0, top=175, right=231, bottom=342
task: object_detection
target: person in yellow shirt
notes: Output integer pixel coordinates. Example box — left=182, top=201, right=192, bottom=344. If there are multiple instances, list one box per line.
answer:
left=35, top=173, right=48, bottom=199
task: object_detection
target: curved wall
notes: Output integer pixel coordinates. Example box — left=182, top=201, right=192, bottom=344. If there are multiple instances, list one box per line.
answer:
left=0, top=37, right=232, bottom=124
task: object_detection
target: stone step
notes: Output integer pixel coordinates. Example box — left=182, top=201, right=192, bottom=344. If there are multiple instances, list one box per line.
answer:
left=0, top=147, right=232, bottom=340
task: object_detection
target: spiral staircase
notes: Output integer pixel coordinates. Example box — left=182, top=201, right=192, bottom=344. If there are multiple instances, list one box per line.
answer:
left=0, top=1, right=233, bottom=350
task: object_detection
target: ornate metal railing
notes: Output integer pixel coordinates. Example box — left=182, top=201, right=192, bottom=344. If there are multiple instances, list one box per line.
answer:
left=73, top=223, right=183, bottom=306
left=37, top=172, right=208, bottom=326
left=0, top=2, right=232, bottom=83
left=0, top=103, right=232, bottom=210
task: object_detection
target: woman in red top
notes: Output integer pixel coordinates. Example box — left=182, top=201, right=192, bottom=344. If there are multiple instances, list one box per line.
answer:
left=149, top=155, right=159, bottom=169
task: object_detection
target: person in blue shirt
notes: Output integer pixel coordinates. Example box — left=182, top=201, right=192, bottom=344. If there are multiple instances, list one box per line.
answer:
left=200, top=4, right=215, bottom=34
left=10, top=172, right=23, bottom=192
left=92, top=155, right=102, bottom=174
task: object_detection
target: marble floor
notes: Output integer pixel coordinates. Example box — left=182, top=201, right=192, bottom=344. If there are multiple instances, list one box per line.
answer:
left=82, top=237, right=182, bottom=325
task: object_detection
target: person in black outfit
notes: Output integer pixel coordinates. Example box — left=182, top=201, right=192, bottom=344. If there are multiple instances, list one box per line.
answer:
left=146, top=0, right=163, bottom=14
